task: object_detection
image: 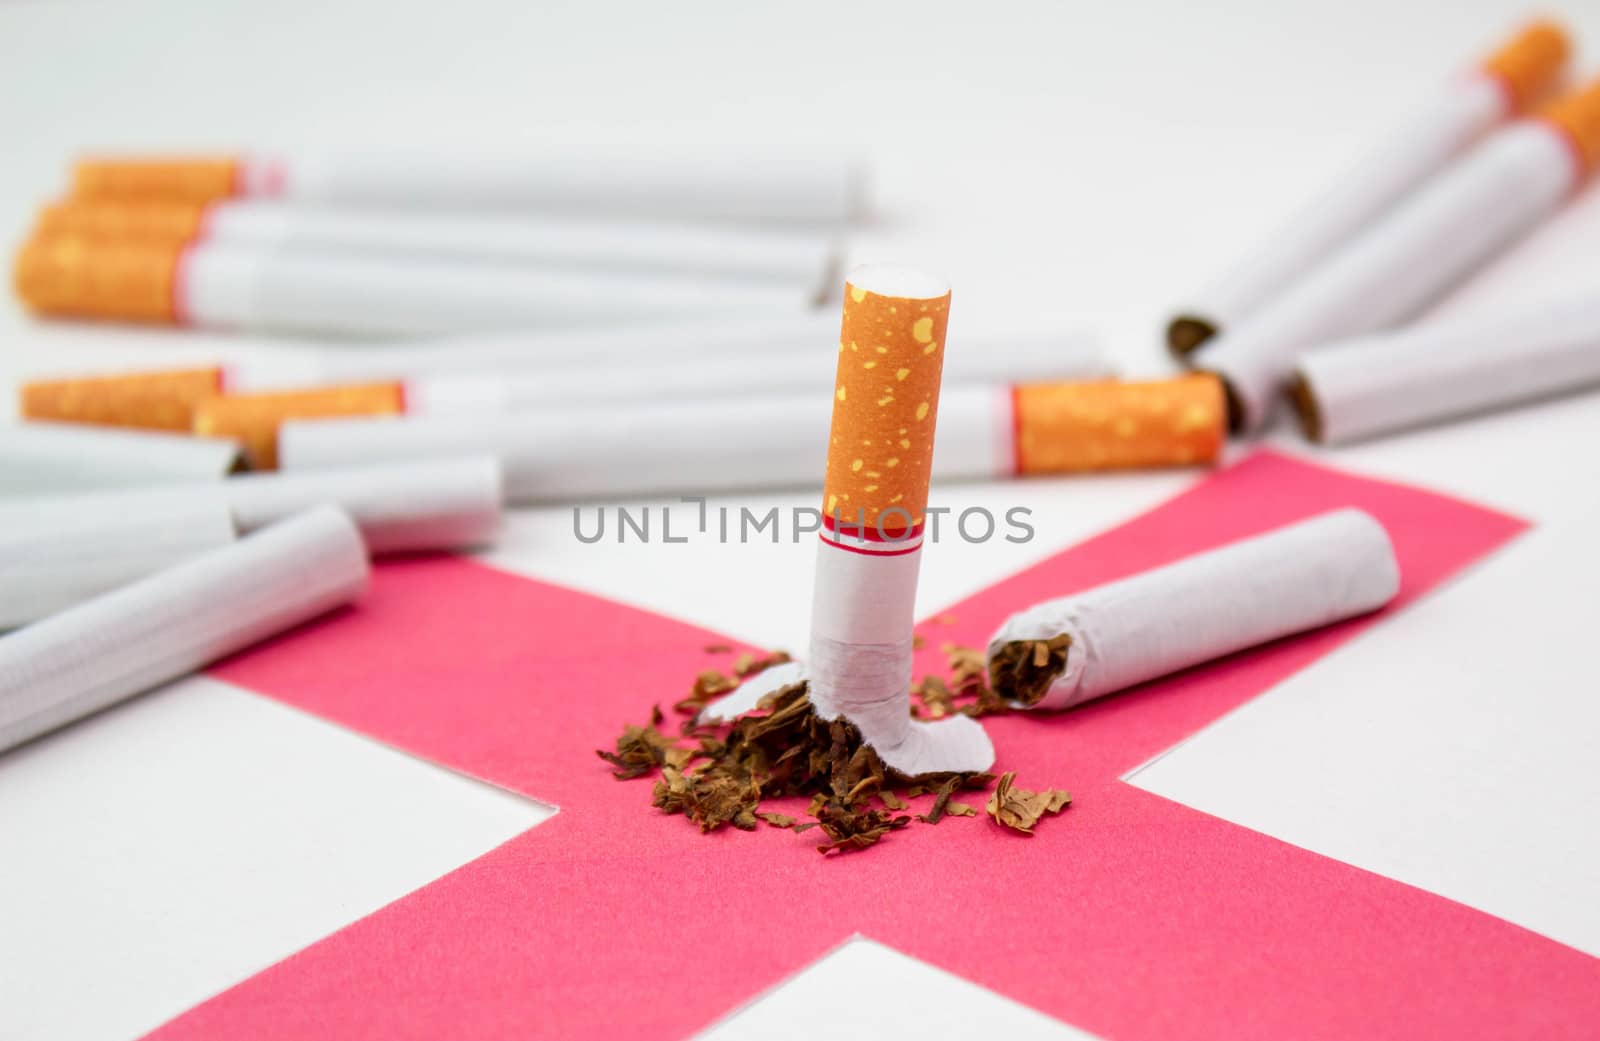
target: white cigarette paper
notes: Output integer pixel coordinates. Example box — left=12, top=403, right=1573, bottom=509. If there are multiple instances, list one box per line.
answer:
left=0, top=422, right=238, bottom=495
left=0, top=506, right=369, bottom=754
left=0, top=495, right=236, bottom=630
left=1293, top=291, right=1600, bottom=444
left=1194, top=116, right=1581, bottom=431
left=986, top=510, right=1400, bottom=711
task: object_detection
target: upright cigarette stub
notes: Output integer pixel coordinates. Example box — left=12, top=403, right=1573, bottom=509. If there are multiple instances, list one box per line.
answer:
left=1168, top=20, right=1570, bottom=356
left=21, top=366, right=222, bottom=431
left=0, top=506, right=369, bottom=755
left=808, top=265, right=993, bottom=776
left=193, top=384, right=405, bottom=469
left=0, top=422, right=239, bottom=496
left=1290, top=291, right=1600, bottom=445
left=1012, top=374, right=1226, bottom=473
left=986, top=509, right=1400, bottom=710
left=1195, top=75, right=1600, bottom=432
left=0, top=494, right=236, bottom=630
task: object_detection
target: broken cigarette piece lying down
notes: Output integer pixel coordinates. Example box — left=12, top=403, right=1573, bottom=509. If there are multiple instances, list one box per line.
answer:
left=986, top=509, right=1399, bottom=710
left=700, top=264, right=995, bottom=777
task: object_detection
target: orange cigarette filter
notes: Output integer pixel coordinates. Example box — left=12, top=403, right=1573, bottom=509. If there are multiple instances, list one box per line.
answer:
left=1536, top=77, right=1600, bottom=176
left=192, top=384, right=404, bottom=470
left=32, top=199, right=210, bottom=244
left=1481, top=20, right=1570, bottom=112
left=822, top=279, right=949, bottom=534
left=21, top=367, right=224, bottom=433
left=1013, top=374, right=1226, bottom=474
left=13, top=234, right=186, bottom=324
left=72, top=157, right=241, bottom=203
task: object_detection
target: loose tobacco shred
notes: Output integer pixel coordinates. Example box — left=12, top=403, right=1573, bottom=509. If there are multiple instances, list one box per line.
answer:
left=987, top=633, right=1073, bottom=707
left=985, top=771, right=1072, bottom=834
left=596, top=705, right=677, bottom=780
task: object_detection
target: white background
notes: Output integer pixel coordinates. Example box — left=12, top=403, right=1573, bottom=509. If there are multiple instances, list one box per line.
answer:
left=2, top=1, right=1599, bottom=1039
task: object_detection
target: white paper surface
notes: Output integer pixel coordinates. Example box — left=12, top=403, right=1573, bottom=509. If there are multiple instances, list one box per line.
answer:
left=987, top=509, right=1399, bottom=709
left=0, top=422, right=239, bottom=495
left=0, top=506, right=369, bottom=754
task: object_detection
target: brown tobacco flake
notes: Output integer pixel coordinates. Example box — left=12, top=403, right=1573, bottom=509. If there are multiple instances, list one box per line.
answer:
left=596, top=706, right=676, bottom=780
left=988, top=634, right=1073, bottom=707
left=757, top=811, right=798, bottom=829
left=879, top=790, right=908, bottom=811
left=703, top=643, right=733, bottom=654
left=985, top=771, right=1072, bottom=835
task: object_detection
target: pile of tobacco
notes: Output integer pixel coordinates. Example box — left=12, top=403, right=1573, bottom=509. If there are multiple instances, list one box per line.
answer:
left=599, top=646, right=1072, bottom=855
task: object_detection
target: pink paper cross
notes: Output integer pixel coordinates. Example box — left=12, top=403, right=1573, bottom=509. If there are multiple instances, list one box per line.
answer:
left=146, top=450, right=1599, bottom=1040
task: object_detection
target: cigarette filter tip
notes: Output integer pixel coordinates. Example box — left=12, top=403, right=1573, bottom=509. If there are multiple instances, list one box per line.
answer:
left=21, top=367, right=224, bottom=433
left=1481, top=20, right=1571, bottom=113
left=13, top=235, right=185, bottom=324
left=72, top=156, right=240, bottom=202
left=192, top=384, right=405, bottom=470
left=1536, top=76, right=1600, bottom=177
left=33, top=199, right=210, bottom=243
left=1013, top=374, right=1227, bottom=474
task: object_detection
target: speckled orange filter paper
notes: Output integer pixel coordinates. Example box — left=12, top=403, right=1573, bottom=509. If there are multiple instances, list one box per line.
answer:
left=193, top=385, right=404, bottom=470
left=1481, top=20, right=1569, bottom=112
left=22, top=367, right=224, bottom=432
left=1536, top=77, right=1600, bottom=175
left=72, top=157, right=241, bottom=202
left=34, top=199, right=211, bottom=243
left=13, top=235, right=186, bottom=324
left=823, top=279, right=949, bottom=536
left=1014, top=374, right=1226, bottom=474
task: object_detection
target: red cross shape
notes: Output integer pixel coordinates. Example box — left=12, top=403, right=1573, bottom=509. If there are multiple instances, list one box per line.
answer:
left=144, top=451, right=1599, bottom=1040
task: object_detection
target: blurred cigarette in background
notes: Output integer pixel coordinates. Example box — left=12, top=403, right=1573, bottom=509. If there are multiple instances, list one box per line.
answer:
left=276, top=375, right=1225, bottom=502
left=1193, top=75, right=1600, bottom=432
left=32, top=198, right=841, bottom=294
left=68, top=154, right=866, bottom=226
left=0, top=422, right=237, bottom=496
left=1290, top=290, right=1600, bottom=444
left=0, top=507, right=368, bottom=755
left=1168, top=19, right=1569, bottom=356
left=987, top=509, right=1400, bottom=710
left=13, top=235, right=809, bottom=337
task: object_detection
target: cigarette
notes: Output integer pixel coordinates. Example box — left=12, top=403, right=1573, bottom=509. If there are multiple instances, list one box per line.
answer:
left=20, top=327, right=1109, bottom=434
left=0, top=422, right=238, bottom=496
left=32, top=198, right=840, bottom=294
left=0, top=506, right=368, bottom=755
left=0, top=493, right=236, bottom=630
left=1168, top=20, right=1570, bottom=355
left=1192, top=75, right=1600, bottom=432
left=0, top=457, right=503, bottom=558
left=1290, top=290, right=1600, bottom=445
left=278, top=375, right=1219, bottom=502
left=191, top=384, right=406, bottom=469
left=13, top=233, right=807, bottom=338
left=986, top=509, right=1399, bottom=710
left=69, top=154, right=865, bottom=226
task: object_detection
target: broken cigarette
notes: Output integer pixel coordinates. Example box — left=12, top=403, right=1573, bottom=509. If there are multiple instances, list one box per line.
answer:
left=0, top=506, right=369, bottom=754
left=12, top=233, right=805, bottom=337
left=986, top=510, right=1400, bottom=710
left=278, top=375, right=1223, bottom=502
left=191, top=384, right=406, bottom=469
left=0, top=457, right=503, bottom=558
left=1168, top=19, right=1569, bottom=355
left=697, top=264, right=994, bottom=776
left=32, top=198, right=840, bottom=294
left=69, top=153, right=866, bottom=226
left=1290, top=289, right=1600, bottom=444
left=1193, top=74, right=1600, bottom=432
left=0, top=422, right=238, bottom=496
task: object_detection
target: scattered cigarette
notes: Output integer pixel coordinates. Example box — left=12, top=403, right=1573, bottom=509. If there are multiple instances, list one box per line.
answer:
left=0, top=422, right=238, bottom=496
left=1192, top=74, right=1600, bottom=432
left=699, top=264, right=994, bottom=777
left=191, top=384, right=406, bottom=469
left=20, top=366, right=221, bottom=432
left=69, top=153, right=867, bottom=226
left=986, top=510, right=1399, bottom=710
left=33, top=198, right=841, bottom=294
left=1290, top=290, right=1600, bottom=444
left=0, top=492, right=236, bottom=630
left=1168, top=20, right=1569, bottom=356
left=0, top=457, right=502, bottom=557
left=0, top=506, right=369, bottom=755
left=13, top=234, right=808, bottom=338
left=1011, top=374, right=1226, bottom=472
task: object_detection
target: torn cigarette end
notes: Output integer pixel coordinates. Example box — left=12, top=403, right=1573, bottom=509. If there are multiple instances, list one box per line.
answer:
left=21, top=367, right=224, bottom=432
left=192, top=384, right=404, bottom=470
left=1013, top=374, right=1227, bottom=474
left=13, top=235, right=186, bottom=324
left=1285, top=371, right=1325, bottom=442
left=72, top=156, right=241, bottom=202
left=1166, top=314, right=1218, bottom=358
left=1481, top=20, right=1571, bottom=113
left=823, top=264, right=951, bottom=534
left=988, top=633, right=1073, bottom=708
